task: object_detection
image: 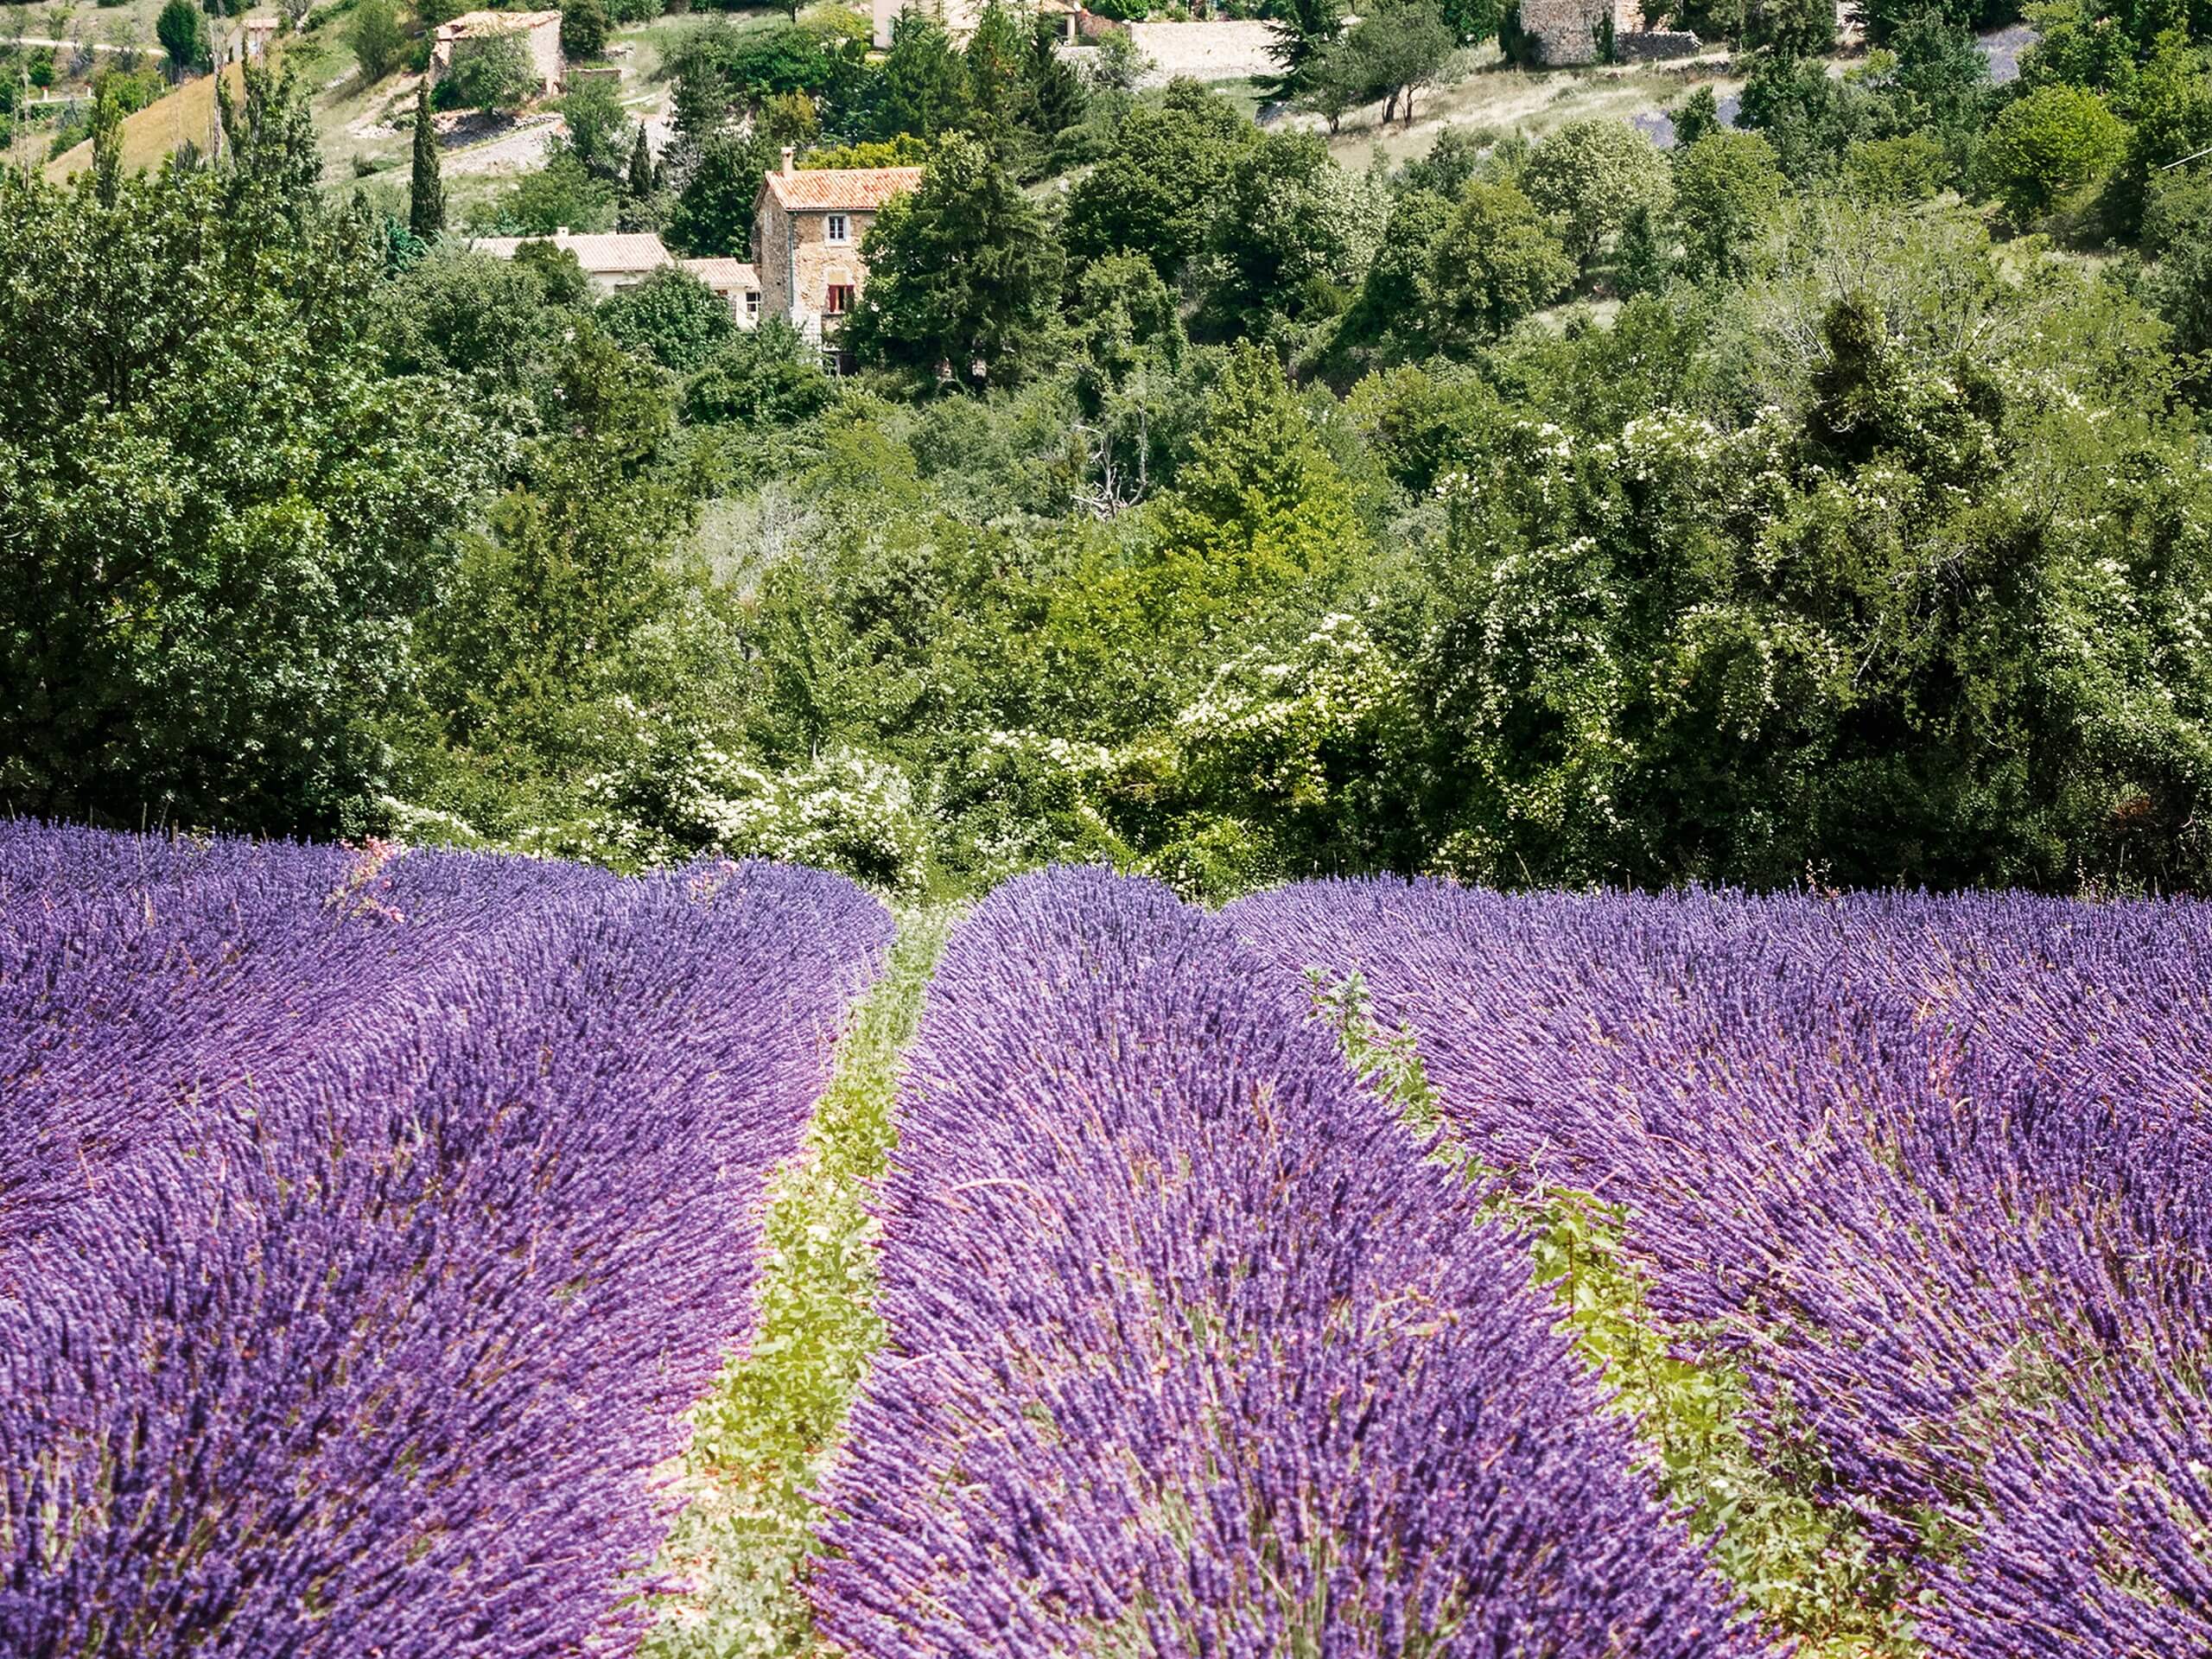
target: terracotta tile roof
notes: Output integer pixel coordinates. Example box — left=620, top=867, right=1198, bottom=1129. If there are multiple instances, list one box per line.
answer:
left=469, top=231, right=673, bottom=274
left=760, top=165, right=924, bottom=213
left=679, top=257, right=760, bottom=291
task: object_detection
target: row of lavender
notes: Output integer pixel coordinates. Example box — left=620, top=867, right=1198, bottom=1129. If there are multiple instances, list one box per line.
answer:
left=0, top=824, right=889, bottom=1656
left=1230, top=880, right=2212, bottom=1656
left=812, top=869, right=1773, bottom=1656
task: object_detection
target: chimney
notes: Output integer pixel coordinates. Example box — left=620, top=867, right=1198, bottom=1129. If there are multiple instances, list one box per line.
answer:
left=781, top=145, right=795, bottom=177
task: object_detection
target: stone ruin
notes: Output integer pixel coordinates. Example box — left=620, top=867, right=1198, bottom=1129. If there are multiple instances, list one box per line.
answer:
left=1510, top=0, right=1701, bottom=66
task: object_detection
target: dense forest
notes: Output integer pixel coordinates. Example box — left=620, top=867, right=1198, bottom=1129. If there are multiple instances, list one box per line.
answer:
left=4, top=0, right=2211, bottom=902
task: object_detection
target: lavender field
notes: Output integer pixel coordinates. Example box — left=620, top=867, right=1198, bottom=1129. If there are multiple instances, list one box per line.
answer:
left=4, top=833, right=2209, bottom=1656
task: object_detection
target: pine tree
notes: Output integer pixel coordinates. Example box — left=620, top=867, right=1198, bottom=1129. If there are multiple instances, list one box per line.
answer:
left=628, top=123, right=656, bottom=200
left=410, top=86, right=446, bottom=239
left=873, top=11, right=968, bottom=142
left=1024, top=14, right=1086, bottom=138
left=963, top=0, right=1026, bottom=151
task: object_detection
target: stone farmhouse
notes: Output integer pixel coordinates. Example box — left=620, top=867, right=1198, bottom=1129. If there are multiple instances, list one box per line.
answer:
left=469, top=230, right=763, bottom=323
left=433, top=10, right=566, bottom=99
left=751, top=150, right=922, bottom=361
left=1511, top=0, right=1698, bottom=64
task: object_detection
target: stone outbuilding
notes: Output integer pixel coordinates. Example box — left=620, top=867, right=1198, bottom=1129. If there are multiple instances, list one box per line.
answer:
left=1510, top=0, right=1700, bottom=64
left=432, top=10, right=566, bottom=99
left=750, top=149, right=923, bottom=357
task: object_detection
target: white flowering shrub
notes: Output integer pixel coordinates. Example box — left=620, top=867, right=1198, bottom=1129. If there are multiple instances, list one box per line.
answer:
left=695, top=749, right=932, bottom=896
left=944, top=729, right=1132, bottom=881
left=1173, top=613, right=1412, bottom=810
left=1158, top=613, right=1423, bottom=888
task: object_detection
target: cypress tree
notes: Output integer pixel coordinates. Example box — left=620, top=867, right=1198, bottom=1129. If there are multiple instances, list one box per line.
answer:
left=410, top=85, right=445, bottom=239
left=628, top=123, right=656, bottom=199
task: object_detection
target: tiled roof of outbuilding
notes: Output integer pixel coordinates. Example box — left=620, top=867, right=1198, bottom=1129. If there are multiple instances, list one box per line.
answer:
left=681, top=257, right=760, bottom=291
left=469, top=231, right=673, bottom=273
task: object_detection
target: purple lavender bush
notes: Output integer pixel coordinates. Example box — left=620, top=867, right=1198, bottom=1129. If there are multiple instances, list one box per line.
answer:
left=0, top=823, right=889, bottom=1657
left=812, top=868, right=1772, bottom=1658
left=1230, top=879, right=2212, bottom=1656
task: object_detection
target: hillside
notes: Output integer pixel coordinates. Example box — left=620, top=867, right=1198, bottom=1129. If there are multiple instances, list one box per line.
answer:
left=46, top=57, right=252, bottom=180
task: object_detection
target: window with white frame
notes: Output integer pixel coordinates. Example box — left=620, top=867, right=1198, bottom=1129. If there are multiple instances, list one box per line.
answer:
left=825, top=213, right=850, bottom=244
left=745, top=289, right=760, bottom=321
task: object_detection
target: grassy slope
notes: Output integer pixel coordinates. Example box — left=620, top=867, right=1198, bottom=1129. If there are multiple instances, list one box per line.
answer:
left=45, top=55, right=250, bottom=178
left=1325, top=54, right=1745, bottom=168
left=644, top=906, right=956, bottom=1659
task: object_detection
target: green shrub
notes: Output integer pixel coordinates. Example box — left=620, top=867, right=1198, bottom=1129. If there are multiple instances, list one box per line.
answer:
left=346, top=0, right=405, bottom=83
left=435, top=29, right=537, bottom=111
left=1977, top=82, right=2126, bottom=223
left=597, top=264, right=735, bottom=372
left=561, top=0, right=610, bottom=59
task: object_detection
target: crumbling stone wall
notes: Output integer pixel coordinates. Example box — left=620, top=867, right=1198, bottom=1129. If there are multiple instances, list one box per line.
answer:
left=1510, top=0, right=1695, bottom=66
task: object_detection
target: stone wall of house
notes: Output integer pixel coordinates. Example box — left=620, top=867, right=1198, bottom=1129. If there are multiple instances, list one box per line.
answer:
left=517, top=16, right=564, bottom=94
left=755, top=200, right=797, bottom=322
left=754, top=205, right=882, bottom=336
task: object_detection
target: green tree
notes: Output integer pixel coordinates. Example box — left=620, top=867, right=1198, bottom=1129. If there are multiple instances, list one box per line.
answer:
left=1064, top=81, right=1258, bottom=280
left=1322, top=186, right=1452, bottom=371
left=1351, top=0, right=1456, bottom=125
left=1672, top=85, right=1723, bottom=146
left=1262, top=0, right=1345, bottom=99
left=1294, top=40, right=1374, bottom=133
left=665, top=125, right=772, bottom=255
left=873, top=9, right=969, bottom=139
left=0, top=135, right=485, bottom=833
left=346, top=0, right=404, bottom=83
left=559, top=75, right=632, bottom=177
left=218, top=60, right=322, bottom=211
left=410, top=84, right=446, bottom=239
left=1519, top=117, right=1674, bottom=272
left=628, top=122, right=658, bottom=197
left=438, top=30, right=537, bottom=111
left=1198, top=129, right=1369, bottom=337
left=2107, top=34, right=2212, bottom=233
left=1737, top=49, right=1878, bottom=179
left=1024, top=14, right=1087, bottom=137
left=377, top=242, right=579, bottom=391
left=1425, top=178, right=1573, bottom=345
left=2145, top=164, right=2212, bottom=364
left=682, top=319, right=836, bottom=425
left=468, top=150, right=619, bottom=232
left=1671, top=127, right=1783, bottom=279
left=599, top=264, right=737, bottom=371
left=561, top=0, right=610, bottom=59
left=1440, top=0, right=1505, bottom=41
left=1149, top=342, right=1367, bottom=601
left=416, top=325, right=696, bottom=760
left=1977, top=80, right=2126, bottom=221
left=963, top=0, right=1027, bottom=149
left=846, top=134, right=1065, bottom=385
left=156, top=0, right=207, bottom=73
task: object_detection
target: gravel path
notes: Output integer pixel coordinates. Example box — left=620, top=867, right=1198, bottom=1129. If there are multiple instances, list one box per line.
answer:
left=1978, top=22, right=2037, bottom=84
